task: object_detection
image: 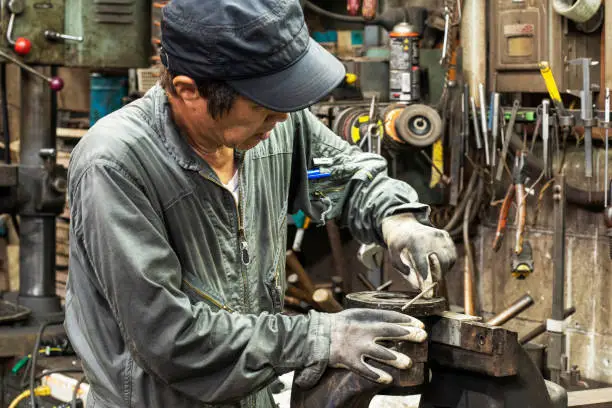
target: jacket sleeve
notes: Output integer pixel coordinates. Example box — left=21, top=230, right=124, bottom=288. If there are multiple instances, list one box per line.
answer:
left=288, top=109, right=430, bottom=245
left=69, top=159, right=330, bottom=403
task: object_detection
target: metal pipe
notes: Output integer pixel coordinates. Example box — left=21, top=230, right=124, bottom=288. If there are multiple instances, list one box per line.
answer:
left=463, top=192, right=476, bottom=316
left=486, top=294, right=534, bottom=327
left=17, top=66, right=60, bottom=314
left=460, top=0, right=486, bottom=106
left=606, top=2, right=612, bottom=91
left=519, top=307, right=575, bottom=345
left=548, top=173, right=566, bottom=384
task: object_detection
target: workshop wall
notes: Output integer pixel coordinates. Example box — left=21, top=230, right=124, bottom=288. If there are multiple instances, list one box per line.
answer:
left=441, top=147, right=612, bottom=386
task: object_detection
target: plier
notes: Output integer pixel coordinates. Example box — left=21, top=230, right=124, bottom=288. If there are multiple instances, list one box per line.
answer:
left=492, top=150, right=528, bottom=255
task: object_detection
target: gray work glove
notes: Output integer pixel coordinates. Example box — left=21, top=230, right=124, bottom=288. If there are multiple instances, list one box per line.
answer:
left=382, top=212, right=456, bottom=294
left=328, top=308, right=427, bottom=384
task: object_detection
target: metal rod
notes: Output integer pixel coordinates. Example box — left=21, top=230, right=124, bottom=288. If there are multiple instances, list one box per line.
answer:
left=542, top=99, right=550, bottom=178
left=470, top=96, right=482, bottom=149
left=420, top=150, right=450, bottom=185
left=520, top=307, right=575, bottom=345
left=491, top=93, right=500, bottom=167
left=357, top=272, right=377, bottom=291
left=0, top=49, right=51, bottom=84
left=401, top=282, right=438, bottom=311
left=376, top=280, right=393, bottom=291
left=605, top=88, right=610, bottom=207
left=479, top=83, right=489, bottom=165
left=548, top=173, right=567, bottom=384
left=486, top=294, right=534, bottom=327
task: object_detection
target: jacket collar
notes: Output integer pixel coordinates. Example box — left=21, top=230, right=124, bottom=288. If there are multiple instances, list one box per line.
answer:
left=150, top=85, right=246, bottom=180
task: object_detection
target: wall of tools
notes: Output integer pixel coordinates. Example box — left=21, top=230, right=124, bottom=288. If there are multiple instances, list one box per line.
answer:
left=303, top=0, right=612, bottom=388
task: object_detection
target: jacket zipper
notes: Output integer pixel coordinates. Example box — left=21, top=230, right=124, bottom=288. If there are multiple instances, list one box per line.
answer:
left=199, top=159, right=250, bottom=312
left=182, top=280, right=233, bottom=312
left=313, top=186, right=345, bottom=198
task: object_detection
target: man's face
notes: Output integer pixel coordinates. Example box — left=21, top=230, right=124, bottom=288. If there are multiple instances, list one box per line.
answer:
left=170, top=76, right=289, bottom=151
left=214, top=97, right=289, bottom=150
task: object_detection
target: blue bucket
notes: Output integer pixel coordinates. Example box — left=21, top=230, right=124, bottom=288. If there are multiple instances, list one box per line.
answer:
left=89, top=73, right=128, bottom=126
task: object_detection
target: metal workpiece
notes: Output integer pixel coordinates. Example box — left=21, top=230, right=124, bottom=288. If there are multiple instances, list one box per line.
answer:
left=344, top=291, right=448, bottom=317
left=486, top=294, right=535, bottom=327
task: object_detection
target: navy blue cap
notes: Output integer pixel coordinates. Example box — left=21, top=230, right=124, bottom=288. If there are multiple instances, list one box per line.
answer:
left=161, top=0, right=346, bottom=112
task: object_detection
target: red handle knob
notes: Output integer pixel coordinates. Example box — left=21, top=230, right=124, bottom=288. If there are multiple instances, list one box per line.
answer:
left=14, top=37, right=31, bottom=56
left=49, top=76, right=64, bottom=91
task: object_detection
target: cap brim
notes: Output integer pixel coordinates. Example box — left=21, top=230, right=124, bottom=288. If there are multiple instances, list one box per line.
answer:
left=227, top=39, right=346, bottom=112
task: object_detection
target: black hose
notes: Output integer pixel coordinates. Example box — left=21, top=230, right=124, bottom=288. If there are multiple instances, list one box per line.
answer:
left=449, top=174, right=484, bottom=240
left=443, top=166, right=479, bottom=231
left=303, top=1, right=403, bottom=31
left=303, top=1, right=365, bottom=24
left=1, top=63, right=10, bottom=164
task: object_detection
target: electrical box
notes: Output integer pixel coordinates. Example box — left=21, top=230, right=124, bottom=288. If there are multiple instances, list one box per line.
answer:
left=64, top=0, right=151, bottom=68
left=489, top=0, right=562, bottom=93
left=490, top=0, right=602, bottom=94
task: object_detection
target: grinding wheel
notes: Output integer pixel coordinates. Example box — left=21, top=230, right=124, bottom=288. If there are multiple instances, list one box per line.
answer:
left=395, top=104, right=442, bottom=147
left=344, top=291, right=448, bottom=317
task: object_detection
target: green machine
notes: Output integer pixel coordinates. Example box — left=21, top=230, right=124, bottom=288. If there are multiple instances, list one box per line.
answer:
left=0, top=0, right=151, bottom=331
left=1, top=0, right=151, bottom=68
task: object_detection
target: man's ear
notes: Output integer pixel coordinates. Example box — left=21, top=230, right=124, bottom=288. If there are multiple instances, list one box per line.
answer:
left=172, top=75, right=200, bottom=101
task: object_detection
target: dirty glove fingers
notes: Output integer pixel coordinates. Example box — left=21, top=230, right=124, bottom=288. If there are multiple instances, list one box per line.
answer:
left=395, top=249, right=422, bottom=290
left=364, top=309, right=426, bottom=328
left=341, top=309, right=425, bottom=328
left=366, top=344, right=413, bottom=370
left=374, top=324, right=428, bottom=343
left=356, top=356, right=394, bottom=384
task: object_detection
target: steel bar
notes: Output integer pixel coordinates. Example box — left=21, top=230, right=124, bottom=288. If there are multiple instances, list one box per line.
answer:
left=543, top=99, right=550, bottom=178
left=486, top=294, right=534, bottom=327
left=479, top=83, right=489, bottom=165
left=519, top=306, right=575, bottom=345
left=548, top=173, right=567, bottom=384
left=605, top=88, right=610, bottom=207
left=491, top=92, right=500, bottom=167
left=470, top=96, right=482, bottom=149
left=0, top=49, right=52, bottom=84
left=401, top=282, right=438, bottom=311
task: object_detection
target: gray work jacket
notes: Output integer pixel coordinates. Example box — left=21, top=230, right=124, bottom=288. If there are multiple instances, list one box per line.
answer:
left=65, top=85, right=428, bottom=408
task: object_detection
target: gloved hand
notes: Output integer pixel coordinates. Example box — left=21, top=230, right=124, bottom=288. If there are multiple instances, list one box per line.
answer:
left=328, top=308, right=427, bottom=384
left=382, top=212, right=456, bottom=293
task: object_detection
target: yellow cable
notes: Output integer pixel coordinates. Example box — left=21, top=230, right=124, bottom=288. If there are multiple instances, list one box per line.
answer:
left=8, top=386, right=51, bottom=408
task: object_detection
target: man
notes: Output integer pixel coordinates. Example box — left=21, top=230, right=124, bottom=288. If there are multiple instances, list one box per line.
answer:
left=65, top=0, right=456, bottom=407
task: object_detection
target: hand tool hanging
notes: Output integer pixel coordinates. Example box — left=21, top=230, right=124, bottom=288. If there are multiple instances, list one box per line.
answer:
left=603, top=88, right=610, bottom=207
left=492, top=150, right=534, bottom=279
left=495, top=100, right=521, bottom=181
left=491, top=93, right=500, bottom=168
left=361, top=0, right=377, bottom=20
left=479, top=83, right=490, bottom=166
left=568, top=58, right=598, bottom=178
left=542, top=99, right=551, bottom=178
left=347, top=0, right=360, bottom=16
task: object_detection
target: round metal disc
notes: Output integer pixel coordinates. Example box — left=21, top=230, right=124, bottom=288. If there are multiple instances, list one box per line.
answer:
left=395, top=104, right=443, bottom=147
left=344, top=291, right=448, bottom=317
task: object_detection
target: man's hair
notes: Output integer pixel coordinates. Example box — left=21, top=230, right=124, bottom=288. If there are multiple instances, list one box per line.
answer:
left=159, top=65, right=238, bottom=119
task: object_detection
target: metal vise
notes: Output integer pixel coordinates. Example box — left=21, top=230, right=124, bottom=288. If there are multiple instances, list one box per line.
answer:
left=291, top=291, right=567, bottom=408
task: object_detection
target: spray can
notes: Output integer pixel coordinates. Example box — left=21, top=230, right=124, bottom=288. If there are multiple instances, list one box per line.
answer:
left=389, top=22, right=420, bottom=103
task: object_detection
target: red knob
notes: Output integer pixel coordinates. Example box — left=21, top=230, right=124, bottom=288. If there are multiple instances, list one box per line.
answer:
left=14, top=37, right=31, bottom=56
left=49, top=76, right=64, bottom=91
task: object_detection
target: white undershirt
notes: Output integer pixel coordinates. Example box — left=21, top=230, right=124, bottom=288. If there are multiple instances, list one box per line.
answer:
left=223, top=170, right=240, bottom=205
